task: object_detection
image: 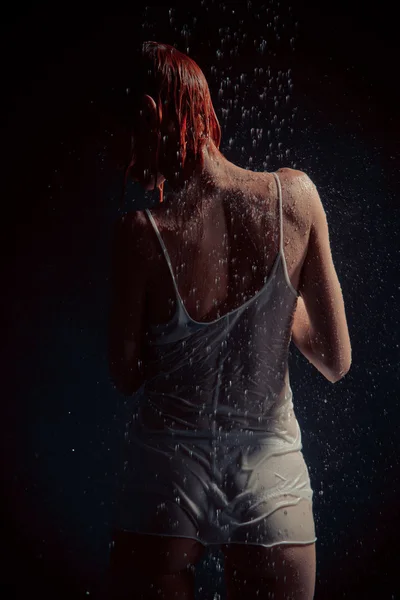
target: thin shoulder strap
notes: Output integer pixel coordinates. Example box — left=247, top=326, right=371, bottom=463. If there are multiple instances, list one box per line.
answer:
left=272, top=171, right=299, bottom=297
left=144, top=208, right=181, bottom=297
left=272, top=171, right=284, bottom=255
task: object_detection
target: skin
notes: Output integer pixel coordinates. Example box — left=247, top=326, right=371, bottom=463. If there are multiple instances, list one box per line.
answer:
left=107, top=93, right=317, bottom=599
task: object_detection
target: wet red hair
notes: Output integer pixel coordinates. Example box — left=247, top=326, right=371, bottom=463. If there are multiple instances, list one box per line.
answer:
left=121, top=41, right=222, bottom=207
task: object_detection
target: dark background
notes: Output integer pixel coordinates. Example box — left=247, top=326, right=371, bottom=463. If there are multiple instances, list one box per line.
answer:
left=3, top=0, right=399, bottom=598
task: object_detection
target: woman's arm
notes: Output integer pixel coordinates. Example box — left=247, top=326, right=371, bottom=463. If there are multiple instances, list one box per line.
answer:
left=291, top=296, right=343, bottom=383
left=108, top=212, right=147, bottom=396
left=290, top=170, right=351, bottom=383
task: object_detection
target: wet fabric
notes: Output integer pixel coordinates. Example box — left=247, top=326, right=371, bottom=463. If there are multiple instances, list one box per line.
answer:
left=112, top=171, right=317, bottom=548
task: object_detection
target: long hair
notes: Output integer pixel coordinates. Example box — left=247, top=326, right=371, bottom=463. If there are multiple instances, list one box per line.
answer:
left=121, top=41, right=222, bottom=208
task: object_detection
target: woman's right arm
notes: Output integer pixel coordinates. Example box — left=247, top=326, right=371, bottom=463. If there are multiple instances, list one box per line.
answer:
left=291, top=296, right=343, bottom=383
left=291, top=172, right=352, bottom=383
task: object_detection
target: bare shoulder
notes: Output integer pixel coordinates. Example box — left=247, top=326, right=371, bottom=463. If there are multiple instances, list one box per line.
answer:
left=270, top=167, right=314, bottom=230
left=253, top=166, right=301, bottom=191
left=281, top=167, right=319, bottom=199
left=113, top=210, right=146, bottom=240
left=275, top=166, right=313, bottom=190
left=284, top=169, right=327, bottom=231
left=113, top=210, right=154, bottom=260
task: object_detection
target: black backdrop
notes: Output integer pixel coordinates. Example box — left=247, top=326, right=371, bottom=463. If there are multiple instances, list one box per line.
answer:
left=3, top=1, right=399, bottom=598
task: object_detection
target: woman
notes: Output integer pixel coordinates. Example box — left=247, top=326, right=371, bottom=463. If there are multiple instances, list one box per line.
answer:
left=107, top=41, right=351, bottom=600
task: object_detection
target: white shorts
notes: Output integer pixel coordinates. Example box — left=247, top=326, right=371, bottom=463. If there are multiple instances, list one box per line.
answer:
left=111, top=427, right=317, bottom=549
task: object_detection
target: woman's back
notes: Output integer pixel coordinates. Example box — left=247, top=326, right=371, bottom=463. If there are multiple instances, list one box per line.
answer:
left=142, top=165, right=350, bottom=384
left=128, top=169, right=304, bottom=443
left=144, top=168, right=308, bottom=324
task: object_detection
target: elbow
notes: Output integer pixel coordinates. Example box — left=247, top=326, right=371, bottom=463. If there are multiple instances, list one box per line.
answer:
left=109, top=370, right=142, bottom=396
left=327, top=343, right=352, bottom=384
left=108, top=355, right=144, bottom=396
left=329, top=360, right=352, bottom=384
left=109, top=371, right=132, bottom=396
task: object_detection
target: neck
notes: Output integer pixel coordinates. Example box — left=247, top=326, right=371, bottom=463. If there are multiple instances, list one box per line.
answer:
left=162, top=141, right=230, bottom=204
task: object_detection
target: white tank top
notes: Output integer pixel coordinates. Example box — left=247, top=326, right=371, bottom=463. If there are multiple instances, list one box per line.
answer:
left=128, top=172, right=302, bottom=450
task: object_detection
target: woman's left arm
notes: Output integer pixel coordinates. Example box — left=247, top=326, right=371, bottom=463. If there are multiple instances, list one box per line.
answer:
left=108, top=212, right=148, bottom=396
